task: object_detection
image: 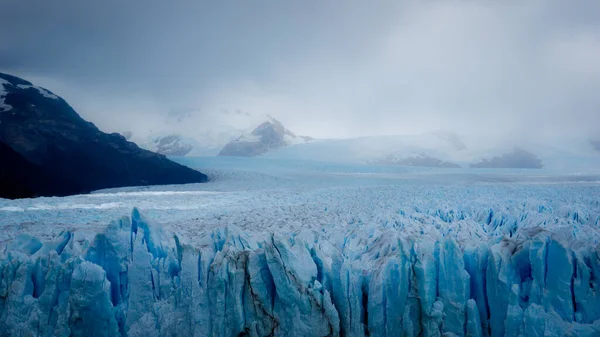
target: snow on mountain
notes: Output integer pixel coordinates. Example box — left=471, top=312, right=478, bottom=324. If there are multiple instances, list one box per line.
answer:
left=0, top=78, right=59, bottom=114
left=266, top=131, right=471, bottom=164
left=373, top=153, right=461, bottom=168
left=218, top=116, right=312, bottom=156
left=266, top=131, right=600, bottom=171
left=16, top=83, right=60, bottom=100
left=136, top=134, right=195, bottom=156
left=125, top=110, right=304, bottom=156
left=0, top=78, right=14, bottom=112
left=470, top=147, right=543, bottom=169
left=488, top=139, right=600, bottom=171
left=1, top=157, right=599, bottom=336
left=128, top=126, right=244, bottom=157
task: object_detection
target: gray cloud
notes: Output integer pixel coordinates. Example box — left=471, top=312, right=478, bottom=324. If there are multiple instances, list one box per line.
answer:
left=1, top=0, right=599, bottom=141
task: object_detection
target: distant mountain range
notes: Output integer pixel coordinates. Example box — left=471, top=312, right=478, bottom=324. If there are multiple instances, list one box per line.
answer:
left=470, top=148, right=543, bottom=169
left=264, top=131, right=600, bottom=170
left=372, top=154, right=461, bottom=168
left=0, top=73, right=207, bottom=199
left=13, top=73, right=592, bottom=171
left=124, top=113, right=313, bottom=157
left=121, top=114, right=600, bottom=170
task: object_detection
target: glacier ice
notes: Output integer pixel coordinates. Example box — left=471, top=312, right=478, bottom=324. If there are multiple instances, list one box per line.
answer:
left=1, top=205, right=599, bottom=337
left=1, top=158, right=600, bottom=336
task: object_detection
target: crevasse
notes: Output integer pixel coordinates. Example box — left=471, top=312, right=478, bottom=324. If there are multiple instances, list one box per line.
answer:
left=1, top=208, right=599, bottom=337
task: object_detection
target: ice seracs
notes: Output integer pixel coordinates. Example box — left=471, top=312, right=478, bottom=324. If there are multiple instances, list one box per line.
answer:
left=1, top=197, right=599, bottom=336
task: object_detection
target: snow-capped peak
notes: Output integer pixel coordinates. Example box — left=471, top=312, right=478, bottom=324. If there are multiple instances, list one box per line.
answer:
left=218, top=116, right=312, bottom=157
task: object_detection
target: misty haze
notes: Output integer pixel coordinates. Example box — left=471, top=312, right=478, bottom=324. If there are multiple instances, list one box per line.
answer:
left=1, top=1, right=599, bottom=337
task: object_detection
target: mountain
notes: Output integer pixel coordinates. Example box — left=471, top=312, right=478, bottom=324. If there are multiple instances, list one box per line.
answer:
left=366, top=131, right=465, bottom=168
left=265, top=131, right=469, bottom=164
left=373, top=153, right=461, bottom=168
left=127, top=131, right=236, bottom=157
left=123, top=108, right=282, bottom=156
left=218, top=116, right=312, bottom=156
left=130, top=127, right=249, bottom=157
left=470, top=148, right=543, bottom=169
left=0, top=73, right=208, bottom=199
left=263, top=131, right=600, bottom=171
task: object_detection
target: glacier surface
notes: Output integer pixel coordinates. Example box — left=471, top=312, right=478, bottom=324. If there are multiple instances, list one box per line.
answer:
left=1, top=157, right=599, bottom=336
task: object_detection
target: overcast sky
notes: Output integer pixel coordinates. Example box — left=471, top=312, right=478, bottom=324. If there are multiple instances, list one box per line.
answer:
left=1, top=0, right=599, bottom=140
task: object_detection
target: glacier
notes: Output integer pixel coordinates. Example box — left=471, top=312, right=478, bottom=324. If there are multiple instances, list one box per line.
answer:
left=1, top=157, right=600, bottom=336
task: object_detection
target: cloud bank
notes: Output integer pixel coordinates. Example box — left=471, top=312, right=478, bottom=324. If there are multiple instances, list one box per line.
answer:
left=1, top=0, right=599, bottom=141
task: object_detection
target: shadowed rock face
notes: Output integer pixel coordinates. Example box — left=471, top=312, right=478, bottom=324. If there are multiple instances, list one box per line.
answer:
left=218, top=117, right=311, bottom=157
left=470, top=148, right=543, bottom=169
left=0, top=73, right=207, bottom=199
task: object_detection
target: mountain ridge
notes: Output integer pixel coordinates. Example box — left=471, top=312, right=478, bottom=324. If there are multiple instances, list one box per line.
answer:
left=0, top=73, right=208, bottom=199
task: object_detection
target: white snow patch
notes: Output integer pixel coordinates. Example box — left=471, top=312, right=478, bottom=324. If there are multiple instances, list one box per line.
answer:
left=0, top=78, right=13, bottom=112
left=16, top=84, right=59, bottom=100
left=284, top=132, right=310, bottom=145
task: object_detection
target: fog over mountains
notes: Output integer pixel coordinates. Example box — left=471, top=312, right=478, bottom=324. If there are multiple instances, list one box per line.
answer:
left=2, top=1, right=599, bottom=144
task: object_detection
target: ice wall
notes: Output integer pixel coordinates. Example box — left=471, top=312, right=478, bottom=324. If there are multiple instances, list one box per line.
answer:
left=1, top=208, right=599, bottom=337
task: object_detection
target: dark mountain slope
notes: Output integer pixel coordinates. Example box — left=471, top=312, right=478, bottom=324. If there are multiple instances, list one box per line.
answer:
left=0, top=73, right=207, bottom=199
